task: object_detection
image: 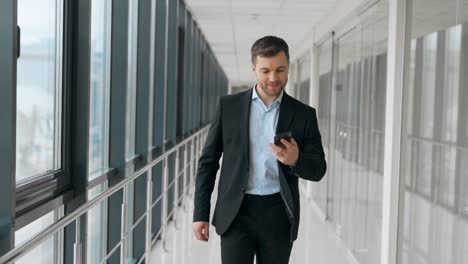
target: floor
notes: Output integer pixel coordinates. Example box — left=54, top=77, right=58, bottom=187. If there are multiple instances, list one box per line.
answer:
left=148, top=185, right=358, bottom=264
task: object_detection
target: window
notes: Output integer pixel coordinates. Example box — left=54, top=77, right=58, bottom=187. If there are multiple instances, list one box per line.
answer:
left=16, top=0, right=64, bottom=184
left=86, top=1, right=112, bottom=261
left=125, top=0, right=139, bottom=160
left=86, top=184, right=108, bottom=264
left=89, top=0, right=112, bottom=179
left=15, top=209, right=63, bottom=264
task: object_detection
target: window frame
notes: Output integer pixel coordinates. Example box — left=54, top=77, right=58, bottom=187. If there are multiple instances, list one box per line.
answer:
left=13, top=0, right=72, bottom=231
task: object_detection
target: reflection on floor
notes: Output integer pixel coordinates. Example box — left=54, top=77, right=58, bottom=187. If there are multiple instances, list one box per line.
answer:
left=148, top=186, right=358, bottom=264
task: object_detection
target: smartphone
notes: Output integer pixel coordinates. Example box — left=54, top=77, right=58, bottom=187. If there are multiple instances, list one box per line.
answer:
left=274, top=131, right=292, bottom=149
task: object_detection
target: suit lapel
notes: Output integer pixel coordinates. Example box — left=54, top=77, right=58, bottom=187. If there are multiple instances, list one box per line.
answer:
left=240, top=89, right=253, bottom=161
left=276, top=92, right=296, bottom=134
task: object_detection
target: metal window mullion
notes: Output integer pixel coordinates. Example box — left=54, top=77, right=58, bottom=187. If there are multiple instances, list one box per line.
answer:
left=64, top=0, right=93, bottom=262
left=162, top=0, right=169, bottom=148
left=104, top=0, right=113, bottom=171
left=54, top=0, right=64, bottom=170
left=148, top=0, right=156, bottom=159
left=380, top=0, right=408, bottom=263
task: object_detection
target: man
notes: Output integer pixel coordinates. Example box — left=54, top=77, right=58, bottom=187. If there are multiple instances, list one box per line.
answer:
left=192, top=36, right=327, bottom=264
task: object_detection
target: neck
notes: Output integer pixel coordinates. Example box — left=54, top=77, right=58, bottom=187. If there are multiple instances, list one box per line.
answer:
left=255, top=85, right=280, bottom=107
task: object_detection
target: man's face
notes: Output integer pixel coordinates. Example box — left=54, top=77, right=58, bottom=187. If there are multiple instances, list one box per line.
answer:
left=252, top=51, right=289, bottom=97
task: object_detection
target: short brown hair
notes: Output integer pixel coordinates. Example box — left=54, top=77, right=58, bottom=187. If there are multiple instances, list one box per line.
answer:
left=251, top=36, right=289, bottom=64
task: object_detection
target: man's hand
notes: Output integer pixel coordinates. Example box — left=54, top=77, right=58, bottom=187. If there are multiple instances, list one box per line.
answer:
left=193, top=221, right=210, bottom=242
left=269, top=138, right=299, bottom=166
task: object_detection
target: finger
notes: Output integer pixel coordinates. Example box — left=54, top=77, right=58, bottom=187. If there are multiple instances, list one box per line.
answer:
left=193, top=225, right=206, bottom=241
left=203, top=226, right=210, bottom=240
left=281, top=138, right=293, bottom=148
left=269, top=143, right=285, bottom=154
left=199, top=231, right=208, bottom=241
left=275, top=150, right=287, bottom=158
left=290, top=138, right=298, bottom=146
left=195, top=229, right=204, bottom=241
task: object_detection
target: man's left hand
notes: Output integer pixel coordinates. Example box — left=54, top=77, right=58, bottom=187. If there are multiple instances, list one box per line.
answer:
left=269, top=138, right=299, bottom=166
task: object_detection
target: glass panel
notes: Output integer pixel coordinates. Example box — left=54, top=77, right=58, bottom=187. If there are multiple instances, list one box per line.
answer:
left=400, top=0, right=468, bottom=263
left=126, top=0, right=138, bottom=159
left=312, top=2, right=388, bottom=263
left=15, top=211, right=57, bottom=264
left=87, top=183, right=107, bottom=264
left=16, top=0, right=63, bottom=183
left=165, top=0, right=177, bottom=141
left=317, top=40, right=333, bottom=148
left=315, top=38, right=333, bottom=215
left=153, top=0, right=167, bottom=148
left=299, top=54, right=310, bottom=104
left=89, top=0, right=111, bottom=178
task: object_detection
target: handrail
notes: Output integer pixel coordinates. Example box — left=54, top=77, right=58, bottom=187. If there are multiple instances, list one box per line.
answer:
left=0, top=126, right=209, bottom=263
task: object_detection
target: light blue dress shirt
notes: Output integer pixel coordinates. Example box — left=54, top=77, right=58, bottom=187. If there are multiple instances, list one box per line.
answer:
left=245, top=86, right=284, bottom=195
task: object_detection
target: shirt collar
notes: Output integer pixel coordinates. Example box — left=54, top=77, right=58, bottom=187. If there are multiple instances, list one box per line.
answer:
left=252, top=85, right=284, bottom=105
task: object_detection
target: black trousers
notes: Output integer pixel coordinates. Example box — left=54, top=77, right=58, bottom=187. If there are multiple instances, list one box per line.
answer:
left=220, top=193, right=293, bottom=264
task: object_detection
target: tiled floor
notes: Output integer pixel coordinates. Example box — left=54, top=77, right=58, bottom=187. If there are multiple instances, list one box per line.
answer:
left=148, top=186, right=358, bottom=264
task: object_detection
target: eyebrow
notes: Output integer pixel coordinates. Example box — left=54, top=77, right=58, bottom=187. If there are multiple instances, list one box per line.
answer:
left=260, top=66, right=287, bottom=71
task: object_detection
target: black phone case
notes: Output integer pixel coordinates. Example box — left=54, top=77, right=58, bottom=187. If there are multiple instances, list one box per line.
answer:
left=274, top=131, right=293, bottom=148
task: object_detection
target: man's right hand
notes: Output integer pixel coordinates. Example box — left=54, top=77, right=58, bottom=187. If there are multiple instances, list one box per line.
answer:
left=193, top=221, right=210, bottom=242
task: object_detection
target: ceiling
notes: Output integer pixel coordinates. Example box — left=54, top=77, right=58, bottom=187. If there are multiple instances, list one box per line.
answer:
left=185, top=0, right=338, bottom=87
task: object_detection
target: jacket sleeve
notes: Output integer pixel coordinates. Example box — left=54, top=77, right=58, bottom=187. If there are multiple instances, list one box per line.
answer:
left=290, top=108, right=327, bottom=181
left=193, top=98, right=223, bottom=222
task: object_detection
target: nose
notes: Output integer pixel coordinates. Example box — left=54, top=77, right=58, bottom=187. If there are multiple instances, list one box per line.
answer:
left=269, top=72, right=279, bottom=82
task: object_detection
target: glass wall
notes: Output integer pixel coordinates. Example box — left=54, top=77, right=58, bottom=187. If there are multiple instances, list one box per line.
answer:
left=314, top=38, right=333, bottom=214
left=86, top=1, right=111, bottom=263
left=15, top=209, right=61, bottom=264
left=125, top=0, right=138, bottom=160
left=1, top=0, right=228, bottom=261
left=89, top=0, right=111, bottom=178
left=86, top=184, right=107, bottom=264
left=297, top=54, right=311, bottom=104
left=15, top=0, right=63, bottom=183
left=399, top=0, right=468, bottom=263
left=309, top=1, right=389, bottom=263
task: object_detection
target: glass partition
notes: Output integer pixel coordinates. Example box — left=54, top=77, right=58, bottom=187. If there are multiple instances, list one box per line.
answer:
left=399, top=0, right=468, bottom=262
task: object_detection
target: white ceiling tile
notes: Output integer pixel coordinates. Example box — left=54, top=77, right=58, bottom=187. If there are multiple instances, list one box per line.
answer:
left=186, top=0, right=338, bottom=84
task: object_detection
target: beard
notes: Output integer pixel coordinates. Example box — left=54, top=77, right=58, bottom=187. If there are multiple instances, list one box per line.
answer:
left=258, top=80, right=287, bottom=97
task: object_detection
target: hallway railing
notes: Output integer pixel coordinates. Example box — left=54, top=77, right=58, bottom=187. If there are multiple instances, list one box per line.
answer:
left=0, top=126, right=210, bottom=264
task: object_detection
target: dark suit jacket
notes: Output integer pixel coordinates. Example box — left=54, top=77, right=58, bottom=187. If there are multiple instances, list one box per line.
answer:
left=193, top=88, right=327, bottom=242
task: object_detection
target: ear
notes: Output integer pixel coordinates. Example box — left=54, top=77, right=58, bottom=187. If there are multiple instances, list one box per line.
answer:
left=251, top=64, right=256, bottom=72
